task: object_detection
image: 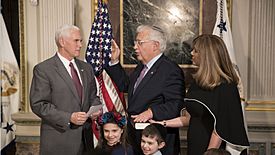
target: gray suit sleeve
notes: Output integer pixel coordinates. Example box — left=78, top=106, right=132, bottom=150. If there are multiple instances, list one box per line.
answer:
left=30, top=66, right=71, bottom=130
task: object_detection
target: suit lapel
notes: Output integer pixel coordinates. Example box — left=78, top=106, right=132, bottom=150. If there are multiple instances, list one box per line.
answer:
left=131, top=55, right=164, bottom=98
left=54, top=55, right=82, bottom=104
left=128, top=64, right=143, bottom=97
left=132, top=68, right=157, bottom=96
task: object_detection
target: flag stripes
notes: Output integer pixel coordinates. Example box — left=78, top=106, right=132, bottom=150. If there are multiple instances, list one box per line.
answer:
left=85, top=0, right=126, bottom=146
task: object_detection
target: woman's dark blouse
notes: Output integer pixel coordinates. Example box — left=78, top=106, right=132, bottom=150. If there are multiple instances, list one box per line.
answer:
left=185, top=82, right=249, bottom=155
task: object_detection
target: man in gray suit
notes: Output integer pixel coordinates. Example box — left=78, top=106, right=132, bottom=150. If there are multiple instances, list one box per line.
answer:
left=30, top=24, right=101, bottom=155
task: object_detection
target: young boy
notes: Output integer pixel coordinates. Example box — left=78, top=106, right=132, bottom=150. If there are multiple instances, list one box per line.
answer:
left=141, top=123, right=167, bottom=155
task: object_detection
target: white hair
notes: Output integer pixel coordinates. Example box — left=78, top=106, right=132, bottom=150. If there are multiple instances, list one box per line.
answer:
left=136, top=25, right=167, bottom=52
left=55, top=24, right=80, bottom=47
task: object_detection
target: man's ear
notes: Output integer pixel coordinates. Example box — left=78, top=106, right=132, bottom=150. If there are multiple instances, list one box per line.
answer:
left=153, top=41, right=160, bottom=50
left=158, top=141, right=166, bottom=149
left=59, top=37, right=65, bottom=47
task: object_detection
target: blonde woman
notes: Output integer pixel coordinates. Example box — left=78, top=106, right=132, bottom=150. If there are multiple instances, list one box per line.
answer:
left=151, top=34, right=249, bottom=155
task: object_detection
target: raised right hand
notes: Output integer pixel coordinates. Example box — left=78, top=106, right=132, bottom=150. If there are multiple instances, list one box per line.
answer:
left=111, top=40, right=120, bottom=64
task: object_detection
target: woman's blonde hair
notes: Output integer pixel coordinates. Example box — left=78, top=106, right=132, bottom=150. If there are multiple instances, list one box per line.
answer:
left=192, top=34, right=239, bottom=89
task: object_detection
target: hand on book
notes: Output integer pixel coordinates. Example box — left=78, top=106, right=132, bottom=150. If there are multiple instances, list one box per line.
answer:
left=131, top=108, right=153, bottom=123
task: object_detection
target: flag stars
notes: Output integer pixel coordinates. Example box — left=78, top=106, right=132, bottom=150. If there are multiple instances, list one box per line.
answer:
left=97, top=23, right=101, bottom=27
left=91, top=59, right=95, bottom=64
left=103, top=23, right=107, bottom=28
left=91, top=30, right=96, bottom=35
left=97, top=52, right=101, bottom=57
left=85, top=1, right=113, bottom=77
left=218, top=21, right=227, bottom=32
left=96, top=59, right=100, bottom=64
left=99, top=15, right=103, bottom=20
left=89, top=37, right=94, bottom=42
left=93, top=22, right=97, bottom=28
left=92, top=52, right=96, bottom=56
left=3, top=122, right=14, bottom=134
left=96, top=30, right=100, bottom=35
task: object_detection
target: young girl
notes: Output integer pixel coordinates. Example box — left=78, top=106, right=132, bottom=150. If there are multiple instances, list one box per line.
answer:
left=95, top=111, right=134, bottom=155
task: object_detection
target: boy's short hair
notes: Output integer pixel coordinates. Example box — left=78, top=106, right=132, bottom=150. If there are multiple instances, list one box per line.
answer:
left=142, top=123, right=167, bottom=144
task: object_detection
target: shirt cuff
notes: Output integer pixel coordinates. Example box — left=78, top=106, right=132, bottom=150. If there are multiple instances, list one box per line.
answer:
left=109, top=60, right=119, bottom=66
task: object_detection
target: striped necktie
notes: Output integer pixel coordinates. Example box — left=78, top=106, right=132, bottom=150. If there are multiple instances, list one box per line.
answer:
left=133, top=65, right=148, bottom=93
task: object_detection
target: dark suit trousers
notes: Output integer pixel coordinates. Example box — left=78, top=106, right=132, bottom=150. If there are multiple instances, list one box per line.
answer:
left=127, top=122, right=143, bottom=155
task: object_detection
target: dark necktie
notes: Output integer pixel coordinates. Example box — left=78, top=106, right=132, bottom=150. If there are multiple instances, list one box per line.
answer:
left=69, top=62, right=83, bottom=102
left=133, top=65, right=148, bottom=93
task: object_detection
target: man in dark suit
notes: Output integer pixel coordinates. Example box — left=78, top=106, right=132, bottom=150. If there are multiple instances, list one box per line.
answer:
left=30, top=24, right=101, bottom=155
left=106, top=25, right=185, bottom=155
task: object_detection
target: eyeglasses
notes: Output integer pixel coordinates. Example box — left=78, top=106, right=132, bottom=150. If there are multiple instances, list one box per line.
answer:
left=134, top=40, right=154, bottom=46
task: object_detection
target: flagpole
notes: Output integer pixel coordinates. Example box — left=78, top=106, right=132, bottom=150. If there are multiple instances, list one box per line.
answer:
left=0, top=65, right=3, bottom=125
left=1, top=0, right=3, bottom=125
left=97, top=0, right=104, bottom=104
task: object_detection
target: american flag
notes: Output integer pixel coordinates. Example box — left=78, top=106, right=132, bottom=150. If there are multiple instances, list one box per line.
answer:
left=213, top=0, right=249, bottom=153
left=86, top=0, right=112, bottom=76
left=85, top=0, right=126, bottom=142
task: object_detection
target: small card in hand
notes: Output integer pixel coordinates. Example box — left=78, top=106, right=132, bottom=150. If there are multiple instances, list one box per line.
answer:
left=86, top=104, right=102, bottom=117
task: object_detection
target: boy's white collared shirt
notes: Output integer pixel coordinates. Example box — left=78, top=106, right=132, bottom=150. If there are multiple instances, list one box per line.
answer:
left=152, top=150, right=162, bottom=155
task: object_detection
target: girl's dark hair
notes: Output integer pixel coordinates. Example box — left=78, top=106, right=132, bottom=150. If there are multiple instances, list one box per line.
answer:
left=96, top=111, right=130, bottom=154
